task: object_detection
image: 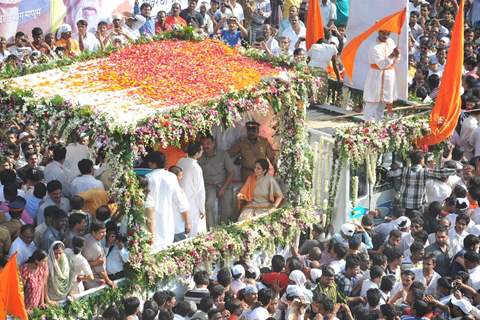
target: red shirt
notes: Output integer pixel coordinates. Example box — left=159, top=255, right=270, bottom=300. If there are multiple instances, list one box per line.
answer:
left=165, top=16, right=187, bottom=28
left=261, top=272, right=289, bottom=291
left=155, top=21, right=172, bottom=33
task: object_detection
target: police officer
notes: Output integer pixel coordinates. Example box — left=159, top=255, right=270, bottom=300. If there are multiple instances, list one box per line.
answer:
left=228, top=120, right=277, bottom=181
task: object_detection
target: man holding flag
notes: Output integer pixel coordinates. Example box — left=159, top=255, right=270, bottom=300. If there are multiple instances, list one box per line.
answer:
left=363, top=30, right=400, bottom=122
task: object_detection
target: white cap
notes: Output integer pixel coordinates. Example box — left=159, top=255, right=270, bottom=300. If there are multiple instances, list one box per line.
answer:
left=456, top=197, right=469, bottom=211
left=340, top=223, right=355, bottom=237
left=310, top=268, right=322, bottom=283
left=451, top=296, right=473, bottom=314
left=289, top=270, right=306, bottom=286
left=57, top=23, right=73, bottom=40
left=285, top=285, right=303, bottom=299
left=231, top=264, right=245, bottom=278
left=18, top=132, right=30, bottom=140
left=247, top=266, right=260, bottom=280
left=396, top=216, right=411, bottom=229
left=440, top=36, right=450, bottom=46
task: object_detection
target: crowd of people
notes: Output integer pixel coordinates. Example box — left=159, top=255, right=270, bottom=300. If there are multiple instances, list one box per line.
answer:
left=0, top=109, right=286, bottom=312
left=0, top=0, right=347, bottom=94
left=101, top=145, right=480, bottom=319
left=2, top=0, right=480, bottom=103
left=0, top=124, right=130, bottom=310
left=5, top=0, right=480, bottom=318
left=408, top=0, right=480, bottom=103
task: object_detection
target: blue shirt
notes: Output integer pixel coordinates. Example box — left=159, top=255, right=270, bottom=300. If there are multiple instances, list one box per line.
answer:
left=221, top=30, right=241, bottom=47
left=25, top=196, right=42, bottom=221
left=134, top=3, right=155, bottom=36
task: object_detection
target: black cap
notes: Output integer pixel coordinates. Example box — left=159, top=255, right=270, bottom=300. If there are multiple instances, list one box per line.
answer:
left=246, top=120, right=260, bottom=130
left=9, top=196, right=26, bottom=210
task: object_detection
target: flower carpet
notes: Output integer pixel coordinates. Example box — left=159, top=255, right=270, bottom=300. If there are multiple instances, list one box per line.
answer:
left=8, top=39, right=280, bottom=124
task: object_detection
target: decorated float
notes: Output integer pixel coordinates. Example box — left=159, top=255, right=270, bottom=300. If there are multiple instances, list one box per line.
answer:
left=0, top=27, right=437, bottom=319
left=0, top=29, right=321, bottom=319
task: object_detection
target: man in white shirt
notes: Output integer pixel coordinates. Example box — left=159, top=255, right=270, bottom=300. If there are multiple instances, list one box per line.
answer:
left=228, top=0, right=244, bottom=23
left=413, top=253, right=441, bottom=295
left=390, top=269, right=415, bottom=299
left=425, top=176, right=452, bottom=204
left=448, top=213, right=470, bottom=255
left=0, top=169, right=26, bottom=202
left=328, top=242, right=347, bottom=273
left=44, top=144, right=73, bottom=198
left=64, top=137, right=94, bottom=179
left=408, top=0, right=424, bottom=13
left=200, top=2, right=214, bottom=35
left=36, top=180, right=71, bottom=225
left=146, top=152, right=189, bottom=251
left=360, top=265, right=384, bottom=297
left=177, top=142, right=206, bottom=237
left=465, top=250, right=480, bottom=291
left=106, top=235, right=129, bottom=280
left=260, top=24, right=280, bottom=56
left=320, top=0, right=336, bottom=27
left=76, top=19, right=100, bottom=52
left=363, top=31, right=400, bottom=122
left=8, top=224, right=36, bottom=265
left=307, top=33, right=338, bottom=70
left=281, top=14, right=306, bottom=52
left=124, top=14, right=147, bottom=40
left=245, top=288, right=274, bottom=320
left=71, top=159, right=105, bottom=195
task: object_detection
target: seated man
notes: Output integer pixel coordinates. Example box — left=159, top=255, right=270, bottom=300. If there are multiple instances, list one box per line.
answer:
left=55, top=23, right=80, bottom=57
left=82, top=221, right=116, bottom=289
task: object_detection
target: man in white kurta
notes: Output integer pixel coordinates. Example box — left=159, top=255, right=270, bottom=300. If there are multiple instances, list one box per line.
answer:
left=146, top=152, right=189, bottom=251
left=177, top=143, right=207, bottom=237
left=363, top=31, right=400, bottom=122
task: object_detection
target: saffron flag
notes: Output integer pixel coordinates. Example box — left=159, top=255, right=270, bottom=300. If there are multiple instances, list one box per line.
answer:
left=306, top=0, right=325, bottom=50
left=341, top=8, right=406, bottom=80
left=0, top=253, right=28, bottom=320
left=417, top=0, right=464, bottom=146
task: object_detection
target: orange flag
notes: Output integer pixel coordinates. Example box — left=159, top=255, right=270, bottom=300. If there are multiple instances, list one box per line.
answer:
left=306, top=0, right=324, bottom=50
left=0, top=253, right=28, bottom=320
left=417, top=0, right=464, bottom=146
left=341, top=8, right=406, bottom=80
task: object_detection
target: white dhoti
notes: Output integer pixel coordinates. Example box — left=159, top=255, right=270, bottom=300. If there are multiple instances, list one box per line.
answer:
left=364, top=102, right=386, bottom=122
left=363, top=38, right=398, bottom=122
left=177, top=157, right=207, bottom=238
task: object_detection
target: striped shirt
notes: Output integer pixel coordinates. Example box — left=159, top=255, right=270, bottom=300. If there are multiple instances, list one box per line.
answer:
left=184, top=287, right=210, bottom=305
left=389, top=165, right=455, bottom=210
left=313, top=283, right=347, bottom=304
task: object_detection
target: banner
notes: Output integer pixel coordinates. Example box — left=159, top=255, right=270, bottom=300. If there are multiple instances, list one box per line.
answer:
left=0, top=0, right=50, bottom=41
left=344, top=0, right=408, bottom=101
left=0, top=0, right=189, bottom=41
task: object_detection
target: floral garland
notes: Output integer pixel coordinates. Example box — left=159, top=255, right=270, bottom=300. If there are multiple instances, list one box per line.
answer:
left=324, top=115, right=432, bottom=224
left=0, top=32, right=323, bottom=319
left=128, top=208, right=316, bottom=291
left=334, top=115, right=431, bottom=168
left=26, top=208, right=316, bottom=320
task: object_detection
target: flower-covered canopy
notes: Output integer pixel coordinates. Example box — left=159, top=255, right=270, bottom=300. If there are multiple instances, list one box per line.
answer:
left=8, top=40, right=280, bottom=124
